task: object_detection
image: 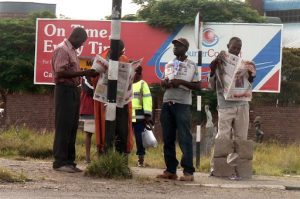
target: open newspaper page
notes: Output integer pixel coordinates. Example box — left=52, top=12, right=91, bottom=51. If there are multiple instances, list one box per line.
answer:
left=221, top=52, right=252, bottom=101
left=164, top=60, right=196, bottom=90
left=92, top=55, right=142, bottom=107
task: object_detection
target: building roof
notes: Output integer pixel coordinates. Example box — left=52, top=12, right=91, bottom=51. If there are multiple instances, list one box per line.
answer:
left=0, top=1, right=56, bottom=15
left=264, top=0, right=300, bottom=11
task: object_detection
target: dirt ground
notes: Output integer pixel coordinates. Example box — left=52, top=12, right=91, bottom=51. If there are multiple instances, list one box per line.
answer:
left=0, top=158, right=300, bottom=199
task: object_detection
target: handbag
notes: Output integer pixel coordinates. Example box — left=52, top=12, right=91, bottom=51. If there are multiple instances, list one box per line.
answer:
left=142, top=124, right=158, bottom=148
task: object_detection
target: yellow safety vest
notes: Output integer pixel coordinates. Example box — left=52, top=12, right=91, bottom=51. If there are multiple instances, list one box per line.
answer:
left=132, top=80, right=152, bottom=123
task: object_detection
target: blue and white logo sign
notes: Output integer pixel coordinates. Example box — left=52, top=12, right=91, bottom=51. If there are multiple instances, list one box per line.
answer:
left=203, top=28, right=219, bottom=47
left=147, top=23, right=282, bottom=93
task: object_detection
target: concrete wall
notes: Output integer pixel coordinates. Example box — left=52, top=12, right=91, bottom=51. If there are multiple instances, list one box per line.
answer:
left=3, top=93, right=55, bottom=131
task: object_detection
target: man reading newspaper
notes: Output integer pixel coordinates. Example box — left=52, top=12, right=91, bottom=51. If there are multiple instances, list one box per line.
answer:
left=92, top=54, right=142, bottom=107
left=209, top=37, right=256, bottom=180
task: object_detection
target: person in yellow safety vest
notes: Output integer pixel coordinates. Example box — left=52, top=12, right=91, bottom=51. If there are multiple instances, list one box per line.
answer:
left=132, top=65, right=153, bottom=167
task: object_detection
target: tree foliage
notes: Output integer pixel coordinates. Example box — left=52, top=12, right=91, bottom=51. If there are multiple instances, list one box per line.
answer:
left=278, top=48, right=300, bottom=105
left=133, top=0, right=265, bottom=31
left=0, top=11, right=55, bottom=96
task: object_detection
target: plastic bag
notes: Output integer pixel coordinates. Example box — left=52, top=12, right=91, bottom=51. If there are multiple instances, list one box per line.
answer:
left=142, top=125, right=158, bottom=148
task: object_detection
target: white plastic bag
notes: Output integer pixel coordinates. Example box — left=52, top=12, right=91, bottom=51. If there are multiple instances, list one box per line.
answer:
left=142, top=125, right=158, bottom=148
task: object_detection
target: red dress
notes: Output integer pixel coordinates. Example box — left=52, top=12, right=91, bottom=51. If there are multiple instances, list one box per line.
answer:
left=80, top=77, right=94, bottom=117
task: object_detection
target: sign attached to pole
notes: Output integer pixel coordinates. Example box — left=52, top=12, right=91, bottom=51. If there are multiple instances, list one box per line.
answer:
left=194, top=12, right=203, bottom=50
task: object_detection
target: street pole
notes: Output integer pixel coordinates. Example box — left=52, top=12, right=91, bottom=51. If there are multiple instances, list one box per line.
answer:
left=105, top=0, right=122, bottom=151
left=196, top=96, right=202, bottom=168
left=194, top=11, right=203, bottom=168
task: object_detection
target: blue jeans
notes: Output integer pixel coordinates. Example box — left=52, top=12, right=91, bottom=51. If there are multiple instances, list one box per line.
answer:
left=160, top=102, right=195, bottom=175
left=133, top=122, right=146, bottom=156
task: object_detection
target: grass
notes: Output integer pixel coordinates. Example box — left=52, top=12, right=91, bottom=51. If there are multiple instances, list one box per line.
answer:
left=252, top=142, right=300, bottom=176
left=194, top=142, right=300, bottom=176
left=0, top=126, right=96, bottom=161
left=0, top=127, right=53, bottom=158
left=0, top=127, right=299, bottom=177
left=128, top=144, right=165, bottom=168
left=0, top=167, right=29, bottom=183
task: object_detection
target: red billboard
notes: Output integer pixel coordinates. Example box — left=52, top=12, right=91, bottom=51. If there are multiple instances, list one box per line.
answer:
left=34, top=19, right=169, bottom=85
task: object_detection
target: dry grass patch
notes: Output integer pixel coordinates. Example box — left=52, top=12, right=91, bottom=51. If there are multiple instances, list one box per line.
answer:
left=1, top=127, right=299, bottom=177
left=253, top=142, right=300, bottom=176
left=0, top=166, right=29, bottom=183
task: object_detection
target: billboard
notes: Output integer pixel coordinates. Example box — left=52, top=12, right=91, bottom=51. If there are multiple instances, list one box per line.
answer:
left=35, top=19, right=282, bottom=92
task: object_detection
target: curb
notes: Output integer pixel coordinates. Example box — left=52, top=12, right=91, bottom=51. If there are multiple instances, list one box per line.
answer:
left=285, top=186, right=300, bottom=191
left=184, top=183, right=300, bottom=191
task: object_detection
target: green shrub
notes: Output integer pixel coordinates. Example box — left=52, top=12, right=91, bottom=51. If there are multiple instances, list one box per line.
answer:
left=85, top=150, right=132, bottom=179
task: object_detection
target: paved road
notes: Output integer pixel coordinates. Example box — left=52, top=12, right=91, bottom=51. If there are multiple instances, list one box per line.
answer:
left=0, top=188, right=299, bottom=199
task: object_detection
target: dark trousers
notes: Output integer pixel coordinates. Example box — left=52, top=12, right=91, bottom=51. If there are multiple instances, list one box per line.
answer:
left=160, top=102, right=195, bottom=175
left=105, top=104, right=129, bottom=154
left=133, top=121, right=146, bottom=156
left=53, top=85, right=80, bottom=168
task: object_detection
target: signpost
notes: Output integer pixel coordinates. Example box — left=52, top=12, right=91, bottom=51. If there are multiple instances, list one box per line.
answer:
left=104, top=0, right=122, bottom=151
left=194, top=11, right=203, bottom=168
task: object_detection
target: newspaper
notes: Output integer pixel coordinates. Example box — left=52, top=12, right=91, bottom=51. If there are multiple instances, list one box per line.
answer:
left=164, top=60, right=197, bottom=90
left=92, top=54, right=142, bottom=107
left=220, top=52, right=254, bottom=101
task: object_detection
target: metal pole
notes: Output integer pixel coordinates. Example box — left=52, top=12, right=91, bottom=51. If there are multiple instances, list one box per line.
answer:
left=105, top=0, right=122, bottom=151
left=196, top=96, right=202, bottom=168
left=195, top=11, right=203, bottom=168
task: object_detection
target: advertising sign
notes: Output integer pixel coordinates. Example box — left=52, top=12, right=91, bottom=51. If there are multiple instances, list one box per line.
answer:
left=35, top=19, right=282, bottom=92
left=34, top=19, right=170, bottom=85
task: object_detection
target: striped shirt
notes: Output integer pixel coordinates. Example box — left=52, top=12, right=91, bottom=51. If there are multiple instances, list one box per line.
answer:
left=52, top=39, right=80, bottom=86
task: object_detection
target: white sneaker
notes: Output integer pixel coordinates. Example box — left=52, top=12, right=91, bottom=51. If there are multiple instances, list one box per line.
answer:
left=229, top=175, right=242, bottom=181
left=54, top=165, right=76, bottom=173
left=137, top=162, right=145, bottom=167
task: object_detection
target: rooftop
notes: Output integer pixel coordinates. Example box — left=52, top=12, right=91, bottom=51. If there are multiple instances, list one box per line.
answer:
left=264, top=0, right=300, bottom=11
